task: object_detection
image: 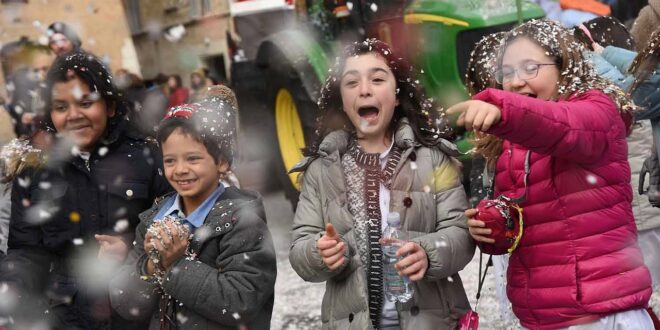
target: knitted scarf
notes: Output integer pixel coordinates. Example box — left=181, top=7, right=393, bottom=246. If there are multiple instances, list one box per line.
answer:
left=341, top=138, right=401, bottom=329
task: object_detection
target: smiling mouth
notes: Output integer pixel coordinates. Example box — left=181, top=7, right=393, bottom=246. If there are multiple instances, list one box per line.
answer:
left=67, top=125, right=92, bottom=133
left=521, top=93, right=537, bottom=98
left=176, top=179, right=197, bottom=186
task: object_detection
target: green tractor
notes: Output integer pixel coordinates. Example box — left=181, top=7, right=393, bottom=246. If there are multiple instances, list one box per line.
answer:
left=229, top=0, right=544, bottom=205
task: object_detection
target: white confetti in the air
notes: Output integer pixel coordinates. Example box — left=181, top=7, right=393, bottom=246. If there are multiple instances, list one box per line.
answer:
left=114, top=219, right=129, bottom=233
left=17, top=177, right=30, bottom=188
left=72, top=84, right=83, bottom=100
left=71, top=145, right=81, bottom=157
left=586, top=174, right=597, bottom=185
left=177, top=312, right=189, bottom=324
left=435, top=240, right=448, bottom=248
left=164, top=24, right=186, bottom=43
left=37, top=209, right=50, bottom=219
left=130, top=308, right=140, bottom=316
left=360, top=118, right=369, bottom=130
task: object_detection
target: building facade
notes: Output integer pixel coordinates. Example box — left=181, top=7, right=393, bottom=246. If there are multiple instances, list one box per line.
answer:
left=0, top=0, right=139, bottom=97
left=123, top=0, right=231, bottom=85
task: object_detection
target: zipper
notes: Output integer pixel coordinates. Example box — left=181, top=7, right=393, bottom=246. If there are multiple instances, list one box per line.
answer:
left=507, top=146, right=516, bottom=184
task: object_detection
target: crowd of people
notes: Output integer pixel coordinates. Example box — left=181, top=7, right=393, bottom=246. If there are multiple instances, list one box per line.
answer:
left=0, top=2, right=659, bottom=330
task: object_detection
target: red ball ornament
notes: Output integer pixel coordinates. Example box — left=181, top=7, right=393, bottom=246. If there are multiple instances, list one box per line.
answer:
left=474, top=197, right=524, bottom=255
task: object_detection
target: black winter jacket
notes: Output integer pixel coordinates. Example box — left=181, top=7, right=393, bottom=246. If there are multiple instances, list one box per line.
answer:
left=0, top=119, right=171, bottom=328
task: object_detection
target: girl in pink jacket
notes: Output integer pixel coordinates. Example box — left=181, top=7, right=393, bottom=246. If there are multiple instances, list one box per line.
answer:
left=449, top=19, right=653, bottom=330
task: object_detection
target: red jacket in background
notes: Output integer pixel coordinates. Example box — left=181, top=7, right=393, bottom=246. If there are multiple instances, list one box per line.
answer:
left=168, top=87, right=189, bottom=109
left=475, top=88, right=651, bottom=330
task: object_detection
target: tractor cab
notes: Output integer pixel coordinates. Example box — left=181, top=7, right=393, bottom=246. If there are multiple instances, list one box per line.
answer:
left=302, top=0, right=412, bottom=55
left=231, top=0, right=545, bottom=206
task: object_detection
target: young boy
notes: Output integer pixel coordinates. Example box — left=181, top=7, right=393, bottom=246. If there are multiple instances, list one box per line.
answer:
left=109, top=94, right=277, bottom=329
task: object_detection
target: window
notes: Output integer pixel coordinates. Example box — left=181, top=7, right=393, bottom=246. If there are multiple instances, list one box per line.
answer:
left=123, top=0, right=142, bottom=33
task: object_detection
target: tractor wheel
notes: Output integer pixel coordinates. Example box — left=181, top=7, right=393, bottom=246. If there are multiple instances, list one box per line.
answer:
left=267, top=62, right=319, bottom=210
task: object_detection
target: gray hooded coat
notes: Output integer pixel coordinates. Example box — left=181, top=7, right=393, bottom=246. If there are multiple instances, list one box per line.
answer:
left=289, top=121, right=475, bottom=329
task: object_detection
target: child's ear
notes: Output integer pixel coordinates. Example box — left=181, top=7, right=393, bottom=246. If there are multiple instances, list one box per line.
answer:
left=107, top=102, right=116, bottom=118
left=217, top=159, right=230, bottom=175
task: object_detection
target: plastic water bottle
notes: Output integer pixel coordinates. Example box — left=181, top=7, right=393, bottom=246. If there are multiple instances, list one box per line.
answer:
left=382, top=212, right=413, bottom=303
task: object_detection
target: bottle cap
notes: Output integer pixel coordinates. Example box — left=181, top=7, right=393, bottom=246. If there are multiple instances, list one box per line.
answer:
left=387, top=212, right=401, bottom=226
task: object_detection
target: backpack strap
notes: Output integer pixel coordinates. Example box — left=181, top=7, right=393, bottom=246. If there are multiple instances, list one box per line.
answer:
left=475, top=251, right=493, bottom=311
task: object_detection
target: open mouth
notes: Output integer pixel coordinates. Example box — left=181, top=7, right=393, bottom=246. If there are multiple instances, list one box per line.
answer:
left=521, top=93, right=537, bottom=98
left=358, top=106, right=379, bottom=119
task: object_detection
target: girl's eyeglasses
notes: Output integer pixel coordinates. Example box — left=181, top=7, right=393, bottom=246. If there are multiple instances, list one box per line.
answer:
left=495, top=63, right=556, bottom=84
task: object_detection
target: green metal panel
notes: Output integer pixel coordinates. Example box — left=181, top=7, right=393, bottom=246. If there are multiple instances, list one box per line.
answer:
left=406, top=0, right=545, bottom=27
left=304, top=37, right=331, bottom=84
left=404, top=0, right=545, bottom=107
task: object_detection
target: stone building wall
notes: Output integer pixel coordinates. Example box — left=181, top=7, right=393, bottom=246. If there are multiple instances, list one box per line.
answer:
left=0, top=0, right=139, bottom=97
left=126, top=0, right=230, bottom=84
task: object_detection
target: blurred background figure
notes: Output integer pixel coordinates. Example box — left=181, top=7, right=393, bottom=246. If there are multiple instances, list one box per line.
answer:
left=5, top=46, right=53, bottom=139
left=116, top=69, right=168, bottom=138
left=202, top=67, right=217, bottom=87
left=631, top=0, right=660, bottom=52
left=46, top=21, right=81, bottom=57
left=0, top=103, right=17, bottom=258
left=166, top=74, right=188, bottom=108
left=189, top=69, right=207, bottom=102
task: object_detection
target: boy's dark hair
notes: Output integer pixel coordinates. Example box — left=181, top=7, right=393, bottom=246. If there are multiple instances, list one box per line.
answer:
left=156, top=117, right=225, bottom=164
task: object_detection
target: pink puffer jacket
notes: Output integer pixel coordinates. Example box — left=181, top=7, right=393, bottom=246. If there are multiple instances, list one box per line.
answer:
left=475, top=88, right=651, bottom=330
